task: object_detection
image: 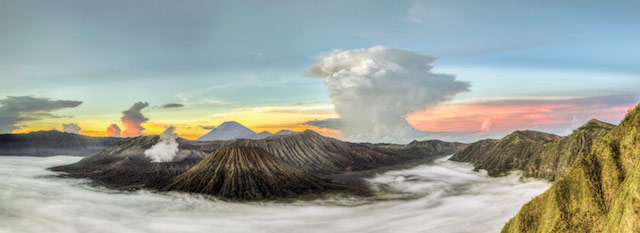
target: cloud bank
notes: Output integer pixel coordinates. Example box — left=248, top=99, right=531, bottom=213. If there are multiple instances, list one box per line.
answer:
left=0, top=96, right=82, bottom=133
left=144, top=126, right=179, bottom=162
left=121, top=102, right=149, bottom=137
left=62, top=123, right=81, bottom=134
left=306, top=46, right=470, bottom=142
left=0, top=156, right=549, bottom=233
left=106, top=124, right=121, bottom=137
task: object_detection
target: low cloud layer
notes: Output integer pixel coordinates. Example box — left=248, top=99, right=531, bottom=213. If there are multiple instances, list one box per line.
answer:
left=307, top=46, right=470, bottom=142
left=106, top=124, right=121, bottom=137
left=144, top=126, right=179, bottom=162
left=0, top=96, right=83, bottom=133
left=0, top=156, right=549, bottom=233
left=303, top=118, right=343, bottom=130
left=121, top=102, right=149, bottom=137
left=62, top=123, right=81, bottom=134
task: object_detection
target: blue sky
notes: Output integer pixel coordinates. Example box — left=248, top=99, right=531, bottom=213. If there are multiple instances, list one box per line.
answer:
left=1, top=0, right=639, bottom=140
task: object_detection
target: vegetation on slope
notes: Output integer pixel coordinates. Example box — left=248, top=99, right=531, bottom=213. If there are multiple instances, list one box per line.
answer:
left=502, top=104, right=640, bottom=232
left=449, top=130, right=561, bottom=177
left=450, top=120, right=614, bottom=180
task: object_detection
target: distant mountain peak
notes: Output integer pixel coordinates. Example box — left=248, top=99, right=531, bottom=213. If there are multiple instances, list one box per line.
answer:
left=580, top=119, right=615, bottom=129
left=274, top=130, right=296, bottom=135
left=216, top=121, right=251, bottom=130
left=505, top=130, right=561, bottom=142
left=197, top=121, right=256, bottom=141
left=197, top=121, right=297, bottom=141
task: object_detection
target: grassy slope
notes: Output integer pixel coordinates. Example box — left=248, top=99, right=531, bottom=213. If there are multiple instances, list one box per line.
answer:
left=502, top=104, right=640, bottom=232
left=450, top=120, right=614, bottom=181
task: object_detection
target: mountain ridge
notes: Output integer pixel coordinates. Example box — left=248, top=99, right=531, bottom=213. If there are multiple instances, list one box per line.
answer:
left=51, top=129, right=467, bottom=194
left=0, top=130, right=122, bottom=157
left=502, top=104, right=640, bottom=232
left=197, top=121, right=296, bottom=141
left=450, top=119, right=614, bottom=180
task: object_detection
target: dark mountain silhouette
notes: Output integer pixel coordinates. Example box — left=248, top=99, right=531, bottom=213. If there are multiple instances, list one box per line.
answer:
left=0, top=130, right=122, bottom=156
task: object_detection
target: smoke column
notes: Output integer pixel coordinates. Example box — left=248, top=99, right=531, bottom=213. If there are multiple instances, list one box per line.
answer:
left=144, top=126, right=179, bottom=162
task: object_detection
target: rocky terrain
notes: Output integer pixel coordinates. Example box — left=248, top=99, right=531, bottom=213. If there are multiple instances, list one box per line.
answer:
left=450, top=119, right=614, bottom=180
left=164, top=146, right=343, bottom=200
left=50, top=135, right=209, bottom=189
left=51, top=130, right=466, bottom=197
left=502, top=104, right=640, bottom=233
left=226, top=130, right=466, bottom=174
left=0, top=130, right=122, bottom=156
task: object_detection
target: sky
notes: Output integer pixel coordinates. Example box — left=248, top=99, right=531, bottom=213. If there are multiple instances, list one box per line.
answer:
left=1, top=0, right=639, bottom=142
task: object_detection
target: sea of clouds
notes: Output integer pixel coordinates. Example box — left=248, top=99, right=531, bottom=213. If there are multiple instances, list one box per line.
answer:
left=0, top=156, right=549, bottom=233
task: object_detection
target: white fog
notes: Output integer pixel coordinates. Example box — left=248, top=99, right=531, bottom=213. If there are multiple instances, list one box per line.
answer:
left=0, top=156, right=549, bottom=233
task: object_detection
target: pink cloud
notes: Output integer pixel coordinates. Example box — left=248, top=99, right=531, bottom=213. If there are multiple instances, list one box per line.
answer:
left=407, top=95, right=638, bottom=134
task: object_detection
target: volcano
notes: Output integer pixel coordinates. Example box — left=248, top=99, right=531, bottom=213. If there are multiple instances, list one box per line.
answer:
left=164, top=146, right=342, bottom=200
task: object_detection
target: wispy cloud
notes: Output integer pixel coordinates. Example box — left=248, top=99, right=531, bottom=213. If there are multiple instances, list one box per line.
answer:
left=175, top=79, right=289, bottom=103
left=161, top=103, right=185, bottom=108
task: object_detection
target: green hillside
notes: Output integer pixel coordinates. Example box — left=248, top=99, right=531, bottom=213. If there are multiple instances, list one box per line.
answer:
left=502, top=104, right=640, bottom=232
left=450, top=120, right=614, bottom=180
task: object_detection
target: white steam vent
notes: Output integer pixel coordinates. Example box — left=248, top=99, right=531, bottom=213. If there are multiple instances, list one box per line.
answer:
left=144, top=126, right=179, bottom=162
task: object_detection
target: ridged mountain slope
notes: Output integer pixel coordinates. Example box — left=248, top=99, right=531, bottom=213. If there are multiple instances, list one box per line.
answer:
left=449, top=130, right=561, bottom=177
left=450, top=120, right=614, bottom=180
left=52, top=130, right=466, bottom=190
left=164, top=146, right=342, bottom=200
left=227, top=130, right=466, bottom=174
left=502, top=104, right=640, bottom=232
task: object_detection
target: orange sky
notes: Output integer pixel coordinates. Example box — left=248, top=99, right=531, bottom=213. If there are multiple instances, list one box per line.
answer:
left=11, top=97, right=637, bottom=140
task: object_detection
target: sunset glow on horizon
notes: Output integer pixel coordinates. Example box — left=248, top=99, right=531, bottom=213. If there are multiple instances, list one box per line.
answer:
left=2, top=0, right=639, bottom=143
